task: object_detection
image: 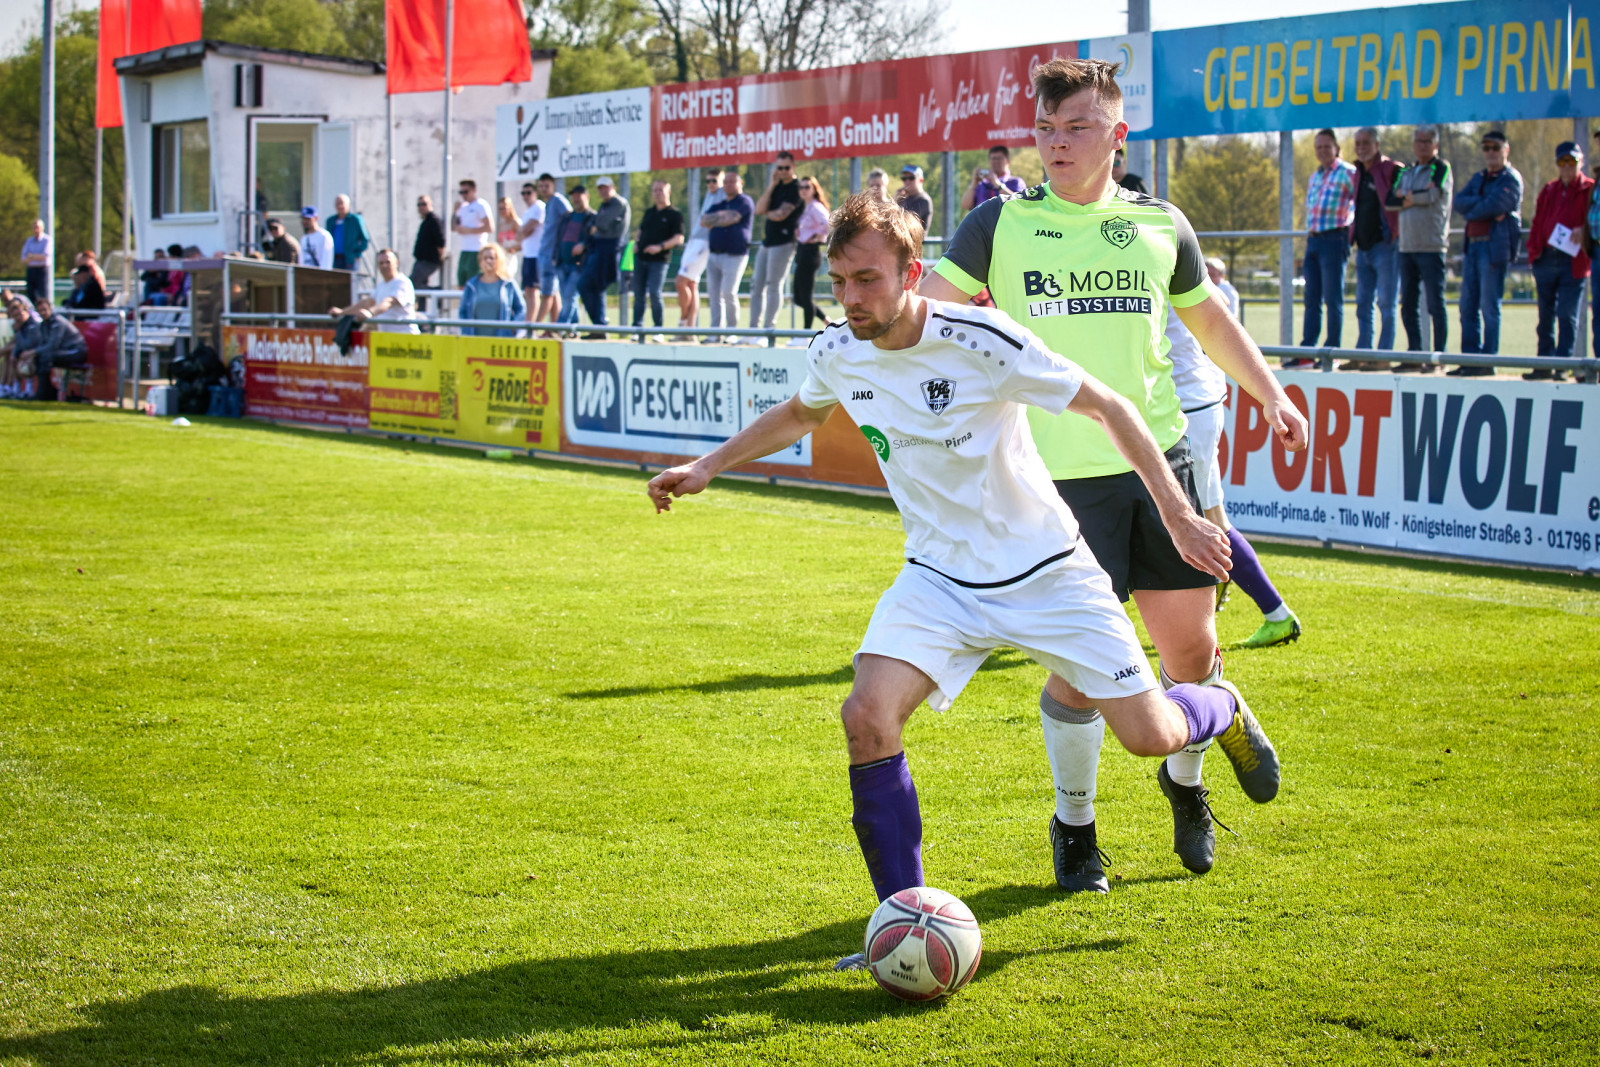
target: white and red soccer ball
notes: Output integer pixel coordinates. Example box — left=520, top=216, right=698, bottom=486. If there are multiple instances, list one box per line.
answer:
left=864, top=886, right=983, bottom=1001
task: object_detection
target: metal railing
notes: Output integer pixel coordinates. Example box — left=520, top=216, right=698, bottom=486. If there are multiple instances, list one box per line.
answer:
left=220, top=311, right=814, bottom=345
left=1261, top=343, right=1598, bottom=382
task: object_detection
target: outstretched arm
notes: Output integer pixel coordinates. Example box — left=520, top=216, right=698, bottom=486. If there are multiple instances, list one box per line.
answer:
left=648, top=394, right=835, bottom=512
left=1176, top=292, right=1308, bottom=451
left=1065, top=376, right=1230, bottom=580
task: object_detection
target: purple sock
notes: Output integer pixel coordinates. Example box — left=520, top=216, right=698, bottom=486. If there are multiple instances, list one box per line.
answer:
left=1168, top=683, right=1238, bottom=746
left=849, top=752, right=923, bottom=902
left=1226, top=528, right=1284, bottom=615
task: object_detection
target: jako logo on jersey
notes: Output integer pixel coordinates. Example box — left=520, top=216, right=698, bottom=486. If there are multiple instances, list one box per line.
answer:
left=1100, top=217, right=1138, bottom=249
left=1023, top=271, right=1064, bottom=298
left=571, top=355, right=621, bottom=432
left=920, top=378, right=956, bottom=414
left=860, top=424, right=891, bottom=462
left=1033, top=229, right=1062, bottom=239
left=1111, top=664, right=1142, bottom=681
left=852, top=389, right=874, bottom=400
left=939, top=325, right=954, bottom=338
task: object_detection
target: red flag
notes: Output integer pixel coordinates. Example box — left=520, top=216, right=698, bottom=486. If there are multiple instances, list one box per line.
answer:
left=386, top=0, right=532, bottom=95
left=96, top=0, right=203, bottom=128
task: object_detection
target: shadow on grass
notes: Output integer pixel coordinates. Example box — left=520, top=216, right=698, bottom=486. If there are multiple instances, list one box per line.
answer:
left=567, top=649, right=1035, bottom=701
left=0, top=885, right=1126, bottom=1066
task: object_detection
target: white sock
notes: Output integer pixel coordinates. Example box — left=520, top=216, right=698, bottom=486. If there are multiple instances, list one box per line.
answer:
left=1040, top=691, right=1103, bottom=826
left=1159, top=651, right=1223, bottom=787
left=1265, top=604, right=1293, bottom=622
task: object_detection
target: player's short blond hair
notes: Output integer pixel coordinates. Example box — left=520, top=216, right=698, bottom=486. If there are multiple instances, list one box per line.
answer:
left=1033, top=57, right=1123, bottom=118
left=825, top=193, right=924, bottom=275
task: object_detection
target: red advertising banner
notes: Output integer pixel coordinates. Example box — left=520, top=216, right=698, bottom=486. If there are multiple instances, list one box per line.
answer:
left=226, top=326, right=370, bottom=428
left=652, top=41, right=1079, bottom=169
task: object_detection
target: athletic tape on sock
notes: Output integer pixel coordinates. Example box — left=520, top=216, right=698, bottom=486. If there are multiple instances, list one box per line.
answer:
left=1039, top=689, right=1101, bottom=724
left=1157, top=650, right=1224, bottom=691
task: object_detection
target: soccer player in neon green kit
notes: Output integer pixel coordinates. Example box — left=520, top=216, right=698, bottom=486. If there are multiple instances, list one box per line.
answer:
left=921, top=57, right=1309, bottom=888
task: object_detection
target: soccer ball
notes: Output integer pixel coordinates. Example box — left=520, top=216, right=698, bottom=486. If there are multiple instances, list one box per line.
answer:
left=864, top=886, right=983, bottom=1001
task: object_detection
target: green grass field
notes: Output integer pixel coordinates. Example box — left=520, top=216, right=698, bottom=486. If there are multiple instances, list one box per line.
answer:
left=2, top=403, right=1598, bottom=1066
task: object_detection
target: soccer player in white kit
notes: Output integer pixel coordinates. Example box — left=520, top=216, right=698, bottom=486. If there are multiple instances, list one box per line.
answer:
left=648, top=196, right=1280, bottom=961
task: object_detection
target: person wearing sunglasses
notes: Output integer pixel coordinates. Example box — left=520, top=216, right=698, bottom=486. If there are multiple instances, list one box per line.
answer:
left=674, top=167, right=725, bottom=332
left=411, top=195, right=446, bottom=309
left=1451, top=131, right=1523, bottom=374
left=1523, top=141, right=1593, bottom=380
left=897, top=165, right=932, bottom=228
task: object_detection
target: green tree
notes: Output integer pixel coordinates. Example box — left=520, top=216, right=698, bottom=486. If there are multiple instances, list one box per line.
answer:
left=0, top=10, right=124, bottom=273
left=202, top=0, right=350, bottom=58
left=1168, top=136, right=1278, bottom=279
left=0, top=151, right=41, bottom=277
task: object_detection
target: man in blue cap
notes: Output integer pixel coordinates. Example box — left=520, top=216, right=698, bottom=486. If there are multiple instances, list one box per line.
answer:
left=298, top=207, right=335, bottom=269
left=1523, top=139, right=1593, bottom=380
left=1452, top=130, right=1523, bottom=373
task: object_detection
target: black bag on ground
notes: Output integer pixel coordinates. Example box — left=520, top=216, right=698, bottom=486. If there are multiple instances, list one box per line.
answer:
left=171, top=343, right=227, bottom=414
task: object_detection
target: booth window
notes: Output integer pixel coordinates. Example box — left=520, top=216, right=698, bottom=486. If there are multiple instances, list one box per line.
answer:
left=154, top=120, right=212, bottom=216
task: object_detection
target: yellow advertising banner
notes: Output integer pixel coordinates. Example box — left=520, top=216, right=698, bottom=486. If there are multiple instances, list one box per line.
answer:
left=367, top=333, right=460, bottom=438
left=455, top=336, right=562, bottom=452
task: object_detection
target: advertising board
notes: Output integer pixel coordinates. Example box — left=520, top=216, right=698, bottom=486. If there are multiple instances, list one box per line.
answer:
left=1222, top=373, right=1599, bottom=572
left=368, top=332, right=459, bottom=438
left=228, top=326, right=369, bottom=428
left=651, top=42, right=1079, bottom=169
left=564, top=343, right=811, bottom=465
left=456, top=336, right=562, bottom=451
left=496, top=87, right=652, bottom=180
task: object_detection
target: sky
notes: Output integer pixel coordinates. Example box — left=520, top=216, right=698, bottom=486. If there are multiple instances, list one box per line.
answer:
left=0, top=0, right=1459, bottom=61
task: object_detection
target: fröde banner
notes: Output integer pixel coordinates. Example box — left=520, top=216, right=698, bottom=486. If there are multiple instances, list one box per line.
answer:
left=1221, top=373, right=1598, bottom=571
left=564, top=343, right=811, bottom=465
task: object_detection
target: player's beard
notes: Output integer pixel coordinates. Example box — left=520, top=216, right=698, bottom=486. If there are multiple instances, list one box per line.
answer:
left=845, top=298, right=906, bottom=342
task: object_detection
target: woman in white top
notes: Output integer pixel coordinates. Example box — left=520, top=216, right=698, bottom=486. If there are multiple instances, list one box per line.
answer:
left=792, top=175, right=832, bottom=330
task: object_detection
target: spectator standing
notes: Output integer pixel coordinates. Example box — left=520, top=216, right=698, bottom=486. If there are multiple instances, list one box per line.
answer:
left=702, top=170, right=755, bottom=340
left=750, top=152, right=802, bottom=330
left=1112, top=148, right=1148, bottom=194
left=1205, top=257, right=1240, bottom=318
left=516, top=182, right=546, bottom=323
left=632, top=180, right=684, bottom=337
left=961, top=145, right=1028, bottom=212
left=1523, top=141, right=1593, bottom=381
left=675, top=167, right=725, bottom=330
left=1346, top=126, right=1403, bottom=368
left=18, top=297, right=87, bottom=401
left=1293, top=128, right=1357, bottom=363
left=1452, top=130, right=1523, bottom=375
left=497, top=196, right=520, bottom=256
left=535, top=174, right=571, bottom=324
left=21, top=220, right=51, bottom=305
left=452, top=180, right=493, bottom=288
left=328, top=249, right=419, bottom=334
left=411, top=195, right=447, bottom=301
left=328, top=194, right=371, bottom=271
left=1390, top=125, right=1452, bottom=370
left=792, top=175, right=832, bottom=330
left=864, top=168, right=892, bottom=204
left=458, top=245, right=525, bottom=337
left=298, top=207, right=335, bottom=268
left=897, top=165, right=933, bottom=228
left=1590, top=129, right=1600, bottom=358
left=263, top=218, right=300, bottom=263
left=555, top=186, right=593, bottom=326
left=576, top=175, right=631, bottom=333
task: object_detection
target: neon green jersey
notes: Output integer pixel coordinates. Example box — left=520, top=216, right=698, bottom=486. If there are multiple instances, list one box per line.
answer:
left=933, top=182, right=1215, bottom=479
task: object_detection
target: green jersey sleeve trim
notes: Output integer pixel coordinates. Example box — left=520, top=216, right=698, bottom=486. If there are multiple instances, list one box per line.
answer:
left=1170, top=277, right=1218, bottom=309
left=932, top=257, right=984, bottom=296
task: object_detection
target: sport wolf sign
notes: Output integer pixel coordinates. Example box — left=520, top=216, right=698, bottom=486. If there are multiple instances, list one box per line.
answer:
left=1221, top=373, right=1599, bottom=571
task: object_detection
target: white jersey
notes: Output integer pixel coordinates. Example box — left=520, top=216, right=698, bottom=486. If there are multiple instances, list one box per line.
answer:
left=1165, top=304, right=1227, bottom=411
left=797, top=299, right=1085, bottom=586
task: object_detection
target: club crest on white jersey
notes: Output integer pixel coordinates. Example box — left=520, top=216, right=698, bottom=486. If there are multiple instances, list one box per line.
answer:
left=921, top=378, right=956, bottom=414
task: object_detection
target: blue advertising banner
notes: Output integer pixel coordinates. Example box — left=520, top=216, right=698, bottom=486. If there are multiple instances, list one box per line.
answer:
left=1149, top=0, right=1594, bottom=140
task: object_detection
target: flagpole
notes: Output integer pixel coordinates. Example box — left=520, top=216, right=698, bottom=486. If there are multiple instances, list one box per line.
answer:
left=386, top=91, right=395, bottom=250
left=94, top=128, right=103, bottom=258
left=441, top=0, right=454, bottom=281
left=40, top=0, right=56, bottom=256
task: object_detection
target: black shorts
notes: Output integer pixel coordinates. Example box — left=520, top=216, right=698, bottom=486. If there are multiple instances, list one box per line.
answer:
left=520, top=257, right=541, bottom=290
left=1054, top=437, right=1215, bottom=603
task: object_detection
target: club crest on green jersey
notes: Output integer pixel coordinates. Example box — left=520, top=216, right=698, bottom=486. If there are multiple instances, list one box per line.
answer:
left=1100, top=217, right=1138, bottom=249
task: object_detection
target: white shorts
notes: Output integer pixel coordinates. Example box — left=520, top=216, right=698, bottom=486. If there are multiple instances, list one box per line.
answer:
left=676, top=237, right=712, bottom=282
left=855, top=550, right=1156, bottom=712
left=1184, top=400, right=1226, bottom=511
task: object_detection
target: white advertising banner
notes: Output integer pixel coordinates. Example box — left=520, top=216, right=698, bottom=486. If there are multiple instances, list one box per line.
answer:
left=564, top=343, right=812, bottom=466
left=496, top=88, right=652, bottom=181
left=1220, top=372, right=1600, bottom=572
left=1086, top=33, right=1153, bottom=133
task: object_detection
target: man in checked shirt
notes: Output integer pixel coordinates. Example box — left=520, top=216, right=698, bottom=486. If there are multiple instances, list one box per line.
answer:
left=1289, top=128, right=1358, bottom=367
